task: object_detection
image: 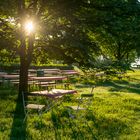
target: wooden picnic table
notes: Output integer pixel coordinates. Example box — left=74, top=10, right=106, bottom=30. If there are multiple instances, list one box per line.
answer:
left=44, top=70, right=61, bottom=75
left=0, top=74, right=34, bottom=79
left=44, top=69, right=60, bottom=71
left=29, top=89, right=77, bottom=98
left=29, top=76, right=67, bottom=82
left=26, top=89, right=77, bottom=112
left=0, top=72, right=7, bottom=75
left=61, top=71, right=79, bottom=75
left=0, top=74, right=19, bottom=79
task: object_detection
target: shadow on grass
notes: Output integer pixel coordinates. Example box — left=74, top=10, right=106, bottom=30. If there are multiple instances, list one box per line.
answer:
left=10, top=92, right=26, bottom=140
left=96, top=80, right=140, bottom=94
left=51, top=109, right=87, bottom=139
left=129, top=77, right=140, bottom=83
left=0, top=86, right=17, bottom=100
left=90, top=115, right=131, bottom=139
left=50, top=108, right=131, bottom=139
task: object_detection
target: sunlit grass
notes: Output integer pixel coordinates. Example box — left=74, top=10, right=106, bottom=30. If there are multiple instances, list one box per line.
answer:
left=0, top=69, right=140, bottom=139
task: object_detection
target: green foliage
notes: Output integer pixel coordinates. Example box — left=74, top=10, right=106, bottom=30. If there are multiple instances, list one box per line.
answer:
left=88, top=0, right=140, bottom=63
left=35, top=0, right=100, bottom=67
left=0, top=0, right=140, bottom=68
left=96, top=60, right=131, bottom=72
left=0, top=0, right=17, bottom=16
left=0, top=49, right=19, bottom=65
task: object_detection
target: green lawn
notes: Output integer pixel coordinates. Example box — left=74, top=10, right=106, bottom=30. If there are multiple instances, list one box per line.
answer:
left=0, top=70, right=140, bottom=139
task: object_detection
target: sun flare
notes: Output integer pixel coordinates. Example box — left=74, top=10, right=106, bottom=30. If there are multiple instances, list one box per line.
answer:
left=24, top=20, right=34, bottom=34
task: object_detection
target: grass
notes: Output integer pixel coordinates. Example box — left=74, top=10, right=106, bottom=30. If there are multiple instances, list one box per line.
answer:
left=0, top=70, right=140, bottom=139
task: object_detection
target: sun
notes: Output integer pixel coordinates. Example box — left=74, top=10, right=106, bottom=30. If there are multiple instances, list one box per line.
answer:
left=24, top=20, right=34, bottom=34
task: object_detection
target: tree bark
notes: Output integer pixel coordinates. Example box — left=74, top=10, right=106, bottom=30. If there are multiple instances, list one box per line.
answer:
left=19, top=34, right=35, bottom=93
left=17, top=0, right=29, bottom=94
left=19, top=36, right=29, bottom=94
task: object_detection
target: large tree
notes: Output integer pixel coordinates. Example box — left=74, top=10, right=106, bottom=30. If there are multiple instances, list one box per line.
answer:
left=0, top=0, right=100, bottom=93
left=1, top=0, right=140, bottom=94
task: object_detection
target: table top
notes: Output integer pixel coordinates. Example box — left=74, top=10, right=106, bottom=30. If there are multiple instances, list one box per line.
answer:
left=0, top=74, right=34, bottom=79
left=44, top=71, right=60, bottom=74
left=62, top=71, right=79, bottom=75
left=28, top=69, right=37, bottom=72
left=0, top=72, right=7, bottom=75
left=44, top=69, right=60, bottom=71
left=50, top=89, right=77, bottom=94
left=0, top=74, right=19, bottom=79
left=29, top=76, right=67, bottom=81
left=30, top=89, right=77, bottom=98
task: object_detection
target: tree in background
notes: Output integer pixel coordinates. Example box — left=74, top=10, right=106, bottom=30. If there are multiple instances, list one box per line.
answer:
left=88, top=0, right=140, bottom=64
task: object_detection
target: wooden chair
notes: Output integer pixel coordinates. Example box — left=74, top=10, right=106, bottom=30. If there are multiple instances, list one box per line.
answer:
left=65, top=86, right=95, bottom=119
left=62, top=86, right=95, bottom=138
left=22, top=92, right=45, bottom=122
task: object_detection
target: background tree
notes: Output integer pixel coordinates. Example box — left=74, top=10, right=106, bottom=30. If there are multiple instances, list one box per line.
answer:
left=87, top=0, right=140, bottom=64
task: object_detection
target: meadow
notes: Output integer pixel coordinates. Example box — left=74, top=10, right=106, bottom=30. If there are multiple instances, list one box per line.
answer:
left=0, top=70, right=140, bottom=140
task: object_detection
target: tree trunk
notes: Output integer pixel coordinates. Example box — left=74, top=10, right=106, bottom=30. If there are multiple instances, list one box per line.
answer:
left=17, top=0, right=35, bottom=94
left=19, top=60, right=29, bottom=93
left=19, top=37, right=29, bottom=94
left=18, top=33, right=35, bottom=94
left=27, top=34, right=35, bottom=66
